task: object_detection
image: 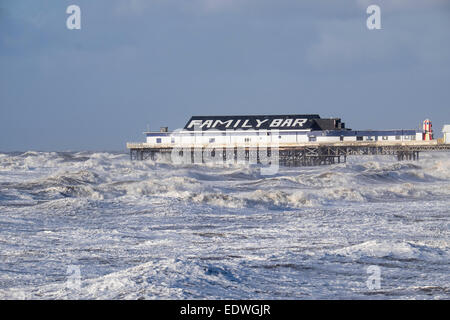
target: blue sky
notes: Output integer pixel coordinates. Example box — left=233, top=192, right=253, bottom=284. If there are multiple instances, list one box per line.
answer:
left=1, top=0, right=449, bottom=151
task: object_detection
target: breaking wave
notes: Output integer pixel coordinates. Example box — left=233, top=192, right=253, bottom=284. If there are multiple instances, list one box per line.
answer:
left=0, top=151, right=449, bottom=299
left=1, top=151, right=450, bottom=209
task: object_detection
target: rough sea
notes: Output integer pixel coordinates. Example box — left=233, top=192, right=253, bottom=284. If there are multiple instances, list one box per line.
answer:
left=0, top=151, right=448, bottom=299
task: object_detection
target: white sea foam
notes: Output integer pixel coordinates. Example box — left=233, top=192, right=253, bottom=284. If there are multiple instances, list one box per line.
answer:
left=0, top=151, right=448, bottom=299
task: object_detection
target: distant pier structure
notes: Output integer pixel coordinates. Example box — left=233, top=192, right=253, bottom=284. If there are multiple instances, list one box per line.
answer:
left=127, top=115, right=450, bottom=166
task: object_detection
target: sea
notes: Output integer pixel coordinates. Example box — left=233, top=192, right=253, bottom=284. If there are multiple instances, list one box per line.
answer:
left=0, top=151, right=448, bottom=299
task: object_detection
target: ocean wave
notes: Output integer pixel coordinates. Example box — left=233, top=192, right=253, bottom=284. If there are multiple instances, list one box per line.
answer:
left=1, top=151, right=450, bottom=209
left=0, top=258, right=245, bottom=299
left=331, top=240, right=449, bottom=262
left=0, top=151, right=449, bottom=299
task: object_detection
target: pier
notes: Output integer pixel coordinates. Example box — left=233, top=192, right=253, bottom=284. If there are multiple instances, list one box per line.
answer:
left=126, top=141, right=450, bottom=166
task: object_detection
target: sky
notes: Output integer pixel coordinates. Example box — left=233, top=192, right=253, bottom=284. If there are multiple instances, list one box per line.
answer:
left=1, top=0, right=449, bottom=151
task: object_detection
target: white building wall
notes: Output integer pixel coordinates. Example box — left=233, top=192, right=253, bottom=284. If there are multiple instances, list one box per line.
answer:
left=297, top=134, right=309, bottom=142
left=278, top=133, right=297, bottom=143
left=232, top=131, right=262, bottom=144
left=363, top=136, right=377, bottom=141
left=388, top=136, right=398, bottom=141
left=416, top=132, right=423, bottom=141
left=151, top=137, right=170, bottom=144
left=144, top=130, right=421, bottom=147
left=257, top=134, right=271, bottom=144
left=442, top=125, right=450, bottom=144
left=375, top=135, right=403, bottom=142
left=317, top=136, right=340, bottom=143
left=180, top=134, right=191, bottom=144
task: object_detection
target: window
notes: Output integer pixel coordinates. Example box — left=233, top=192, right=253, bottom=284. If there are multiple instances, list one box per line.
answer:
left=404, top=135, right=411, bottom=140
left=156, top=138, right=162, bottom=143
left=244, top=138, right=251, bottom=142
left=382, top=136, right=388, bottom=140
left=356, top=136, right=363, bottom=141
left=395, top=136, right=401, bottom=140
left=267, top=132, right=271, bottom=136
left=411, top=135, right=416, bottom=140
left=340, top=136, right=344, bottom=141
left=309, top=136, right=316, bottom=142
left=171, top=138, right=175, bottom=143
left=278, top=135, right=282, bottom=139
left=209, top=138, right=215, bottom=143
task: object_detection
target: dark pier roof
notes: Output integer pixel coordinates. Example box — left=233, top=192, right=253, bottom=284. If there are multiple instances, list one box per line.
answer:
left=184, top=115, right=347, bottom=131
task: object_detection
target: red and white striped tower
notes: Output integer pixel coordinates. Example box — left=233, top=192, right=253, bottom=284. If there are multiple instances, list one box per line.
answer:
left=423, top=119, right=433, bottom=141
